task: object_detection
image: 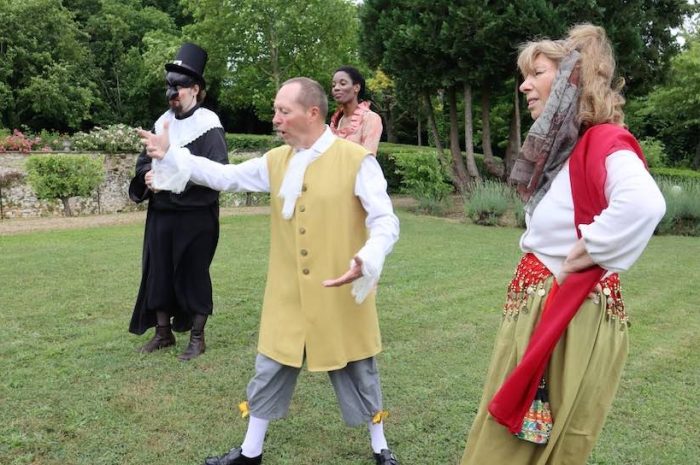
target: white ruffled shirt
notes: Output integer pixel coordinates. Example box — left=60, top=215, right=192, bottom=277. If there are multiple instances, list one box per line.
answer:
left=158, top=126, right=399, bottom=303
left=520, top=150, right=666, bottom=280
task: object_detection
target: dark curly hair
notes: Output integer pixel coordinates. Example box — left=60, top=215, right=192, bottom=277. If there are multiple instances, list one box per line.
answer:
left=334, top=65, right=366, bottom=102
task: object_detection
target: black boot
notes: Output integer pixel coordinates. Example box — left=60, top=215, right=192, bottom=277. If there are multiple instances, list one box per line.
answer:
left=138, top=324, right=176, bottom=353
left=374, top=449, right=399, bottom=465
left=204, top=447, right=262, bottom=465
left=178, top=329, right=205, bottom=361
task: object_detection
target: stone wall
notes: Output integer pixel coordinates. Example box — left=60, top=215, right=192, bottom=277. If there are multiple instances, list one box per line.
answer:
left=0, top=152, right=144, bottom=218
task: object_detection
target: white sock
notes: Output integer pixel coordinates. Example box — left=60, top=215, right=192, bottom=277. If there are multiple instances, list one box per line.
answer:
left=241, top=415, right=269, bottom=458
left=368, top=421, right=389, bottom=454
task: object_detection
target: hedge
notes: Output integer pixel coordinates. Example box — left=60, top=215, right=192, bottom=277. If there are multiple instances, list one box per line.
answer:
left=225, top=133, right=279, bottom=153
left=651, top=166, right=700, bottom=181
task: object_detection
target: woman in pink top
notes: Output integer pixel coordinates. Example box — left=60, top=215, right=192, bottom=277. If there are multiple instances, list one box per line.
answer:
left=330, top=66, right=383, bottom=155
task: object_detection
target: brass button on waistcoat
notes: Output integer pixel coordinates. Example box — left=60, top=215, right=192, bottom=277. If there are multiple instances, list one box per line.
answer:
left=299, top=205, right=306, bottom=212
left=302, top=268, right=310, bottom=275
left=301, top=184, right=308, bottom=192
left=300, top=249, right=308, bottom=256
left=299, top=227, right=306, bottom=234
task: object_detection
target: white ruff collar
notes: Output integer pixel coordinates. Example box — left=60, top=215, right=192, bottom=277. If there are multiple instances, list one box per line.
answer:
left=154, top=107, right=222, bottom=148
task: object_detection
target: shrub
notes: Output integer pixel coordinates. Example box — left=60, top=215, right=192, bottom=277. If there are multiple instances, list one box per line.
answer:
left=656, top=178, right=700, bottom=236
left=71, top=124, right=142, bottom=153
left=639, top=137, right=667, bottom=168
left=225, top=133, right=279, bottom=153
left=392, top=150, right=453, bottom=215
left=26, top=154, right=105, bottom=216
left=375, top=150, right=402, bottom=193
left=512, top=194, right=527, bottom=229
left=376, top=142, right=500, bottom=193
left=465, top=180, right=512, bottom=226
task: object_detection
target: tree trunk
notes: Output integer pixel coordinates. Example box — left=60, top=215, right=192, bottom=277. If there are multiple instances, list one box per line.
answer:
left=422, top=90, right=454, bottom=184
left=269, top=26, right=281, bottom=90
left=61, top=197, right=72, bottom=217
left=480, top=85, right=505, bottom=178
left=417, top=117, right=422, bottom=147
left=385, top=108, right=397, bottom=143
left=447, top=86, right=469, bottom=193
left=693, top=140, right=700, bottom=170
left=504, top=78, right=522, bottom=178
left=463, top=83, right=480, bottom=180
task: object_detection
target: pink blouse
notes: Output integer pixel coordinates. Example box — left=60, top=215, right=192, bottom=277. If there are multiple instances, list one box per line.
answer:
left=329, top=101, right=383, bottom=155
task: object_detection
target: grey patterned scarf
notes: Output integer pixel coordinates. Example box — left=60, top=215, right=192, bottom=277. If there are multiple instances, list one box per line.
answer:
left=509, top=51, right=581, bottom=214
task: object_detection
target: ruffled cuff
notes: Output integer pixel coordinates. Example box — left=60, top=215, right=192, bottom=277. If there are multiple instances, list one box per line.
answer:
left=152, top=146, right=191, bottom=194
left=352, top=245, right=385, bottom=304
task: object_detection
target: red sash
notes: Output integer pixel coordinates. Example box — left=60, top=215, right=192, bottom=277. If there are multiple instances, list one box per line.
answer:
left=488, top=124, right=645, bottom=434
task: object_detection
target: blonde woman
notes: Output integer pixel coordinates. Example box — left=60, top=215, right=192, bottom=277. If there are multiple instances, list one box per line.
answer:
left=460, top=24, right=665, bottom=465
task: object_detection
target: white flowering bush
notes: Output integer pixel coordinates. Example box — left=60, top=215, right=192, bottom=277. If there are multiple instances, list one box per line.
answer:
left=71, top=124, right=142, bottom=153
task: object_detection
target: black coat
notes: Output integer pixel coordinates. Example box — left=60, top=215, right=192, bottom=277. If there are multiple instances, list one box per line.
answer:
left=129, top=106, right=229, bottom=334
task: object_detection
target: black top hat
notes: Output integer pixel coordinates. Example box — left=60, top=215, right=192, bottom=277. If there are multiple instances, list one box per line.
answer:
left=165, top=43, right=208, bottom=87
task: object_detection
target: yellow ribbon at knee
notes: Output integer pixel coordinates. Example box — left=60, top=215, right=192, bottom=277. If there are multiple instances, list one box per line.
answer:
left=238, top=401, right=250, bottom=419
left=372, top=410, right=389, bottom=424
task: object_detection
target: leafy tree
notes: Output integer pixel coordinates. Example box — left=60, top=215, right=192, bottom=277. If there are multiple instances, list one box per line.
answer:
left=70, top=0, right=180, bottom=126
left=0, top=0, right=96, bottom=131
left=26, top=154, right=105, bottom=216
left=467, top=1, right=559, bottom=177
left=17, top=63, right=96, bottom=130
left=360, top=0, right=559, bottom=187
left=361, top=0, right=472, bottom=190
left=366, top=70, right=400, bottom=143
left=553, top=0, right=693, bottom=96
left=182, top=0, right=359, bottom=120
left=632, top=38, right=700, bottom=168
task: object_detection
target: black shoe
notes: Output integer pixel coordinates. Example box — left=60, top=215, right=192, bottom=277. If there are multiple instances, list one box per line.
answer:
left=374, top=449, right=399, bottom=465
left=178, top=329, right=205, bottom=361
left=204, top=447, right=262, bottom=465
left=138, top=324, right=175, bottom=353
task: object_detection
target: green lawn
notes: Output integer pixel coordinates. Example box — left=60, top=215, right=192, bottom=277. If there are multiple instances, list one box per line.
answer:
left=0, top=212, right=698, bottom=465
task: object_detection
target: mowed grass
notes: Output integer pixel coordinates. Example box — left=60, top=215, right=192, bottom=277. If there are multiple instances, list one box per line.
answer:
left=0, top=212, right=698, bottom=465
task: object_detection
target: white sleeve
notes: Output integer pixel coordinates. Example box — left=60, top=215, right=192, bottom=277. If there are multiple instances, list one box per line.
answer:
left=156, top=146, right=270, bottom=193
left=578, top=150, right=666, bottom=272
left=350, top=155, right=400, bottom=303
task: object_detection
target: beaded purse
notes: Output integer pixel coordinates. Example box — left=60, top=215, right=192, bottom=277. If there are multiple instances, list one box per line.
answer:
left=516, top=377, right=553, bottom=444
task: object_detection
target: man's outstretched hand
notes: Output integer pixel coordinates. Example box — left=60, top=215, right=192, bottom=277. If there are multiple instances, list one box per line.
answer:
left=137, top=120, right=170, bottom=160
left=322, top=256, right=363, bottom=287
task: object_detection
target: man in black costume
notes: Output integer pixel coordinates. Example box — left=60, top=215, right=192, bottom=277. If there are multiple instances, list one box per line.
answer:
left=128, top=43, right=228, bottom=361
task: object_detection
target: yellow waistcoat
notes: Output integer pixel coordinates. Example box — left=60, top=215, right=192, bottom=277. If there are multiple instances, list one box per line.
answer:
left=258, top=139, right=381, bottom=371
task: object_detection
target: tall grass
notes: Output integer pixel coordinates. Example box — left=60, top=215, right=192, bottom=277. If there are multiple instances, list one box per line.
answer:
left=656, top=177, right=700, bottom=236
left=464, top=180, right=513, bottom=226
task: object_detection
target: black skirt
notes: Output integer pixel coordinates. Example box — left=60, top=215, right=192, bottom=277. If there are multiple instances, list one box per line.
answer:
left=129, top=204, right=220, bottom=335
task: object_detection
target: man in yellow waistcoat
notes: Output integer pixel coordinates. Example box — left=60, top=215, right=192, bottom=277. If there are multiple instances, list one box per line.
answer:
left=138, top=77, right=400, bottom=465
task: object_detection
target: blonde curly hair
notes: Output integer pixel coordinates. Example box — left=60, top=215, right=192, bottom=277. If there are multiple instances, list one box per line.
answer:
left=517, top=24, right=625, bottom=127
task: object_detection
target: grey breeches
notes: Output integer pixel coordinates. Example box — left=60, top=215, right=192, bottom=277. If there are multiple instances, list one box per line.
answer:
left=246, top=353, right=384, bottom=426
